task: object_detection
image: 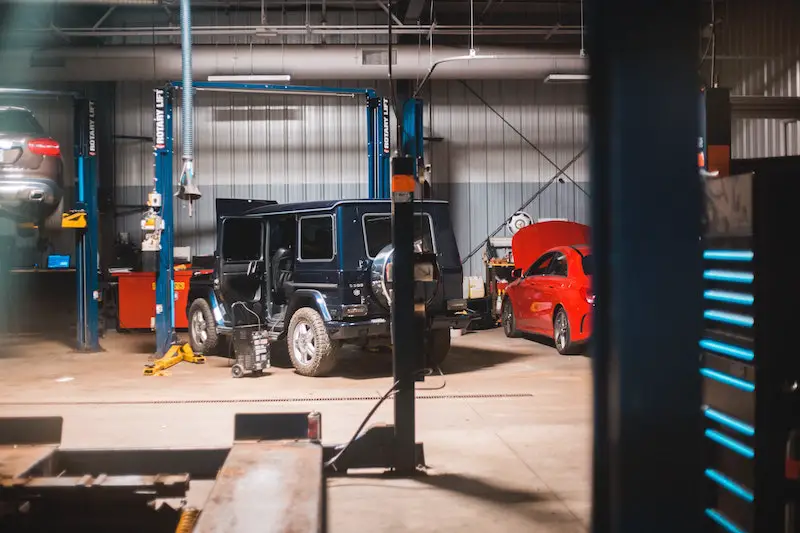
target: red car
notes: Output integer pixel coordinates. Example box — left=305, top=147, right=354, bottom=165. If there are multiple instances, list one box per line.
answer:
left=502, top=245, right=594, bottom=354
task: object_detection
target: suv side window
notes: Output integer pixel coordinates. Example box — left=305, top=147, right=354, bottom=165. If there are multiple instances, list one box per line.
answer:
left=299, top=215, right=335, bottom=261
left=525, top=252, right=555, bottom=277
left=222, top=218, right=263, bottom=261
left=549, top=253, right=568, bottom=277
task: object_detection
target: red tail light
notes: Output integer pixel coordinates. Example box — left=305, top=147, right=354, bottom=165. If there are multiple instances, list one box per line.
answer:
left=28, top=138, right=61, bottom=157
left=581, top=286, right=595, bottom=305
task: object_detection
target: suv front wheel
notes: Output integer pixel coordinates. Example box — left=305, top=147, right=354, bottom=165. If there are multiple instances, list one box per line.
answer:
left=288, top=307, right=341, bottom=377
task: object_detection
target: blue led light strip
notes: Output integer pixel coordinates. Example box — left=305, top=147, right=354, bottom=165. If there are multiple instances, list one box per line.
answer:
left=703, top=407, right=755, bottom=436
left=705, top=469, right=755, bottom=502
left=699, top=339, right=754, bottom=361
left=704, top=270, right=754, bottom=283
left=706, top=508, right=749, bottom=533
left=704, top=310, right=754, bottom=327
left=704, top=250, right=754, bottom=262
left=705, top=429, right=755, bottom=458
left=703, top=290, right=754, bottom=306
left=700, top=368, right=755, bottom=392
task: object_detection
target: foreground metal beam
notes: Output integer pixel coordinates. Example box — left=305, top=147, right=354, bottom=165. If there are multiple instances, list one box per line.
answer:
left=0, top=413, right=326, bottom=533
left=587, top=0, right=704, bottom=531
left=194, top=442, right=324, bottom=533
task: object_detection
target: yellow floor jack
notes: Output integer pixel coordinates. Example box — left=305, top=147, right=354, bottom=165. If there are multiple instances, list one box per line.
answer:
left=143, top=343, right=205, bottom=376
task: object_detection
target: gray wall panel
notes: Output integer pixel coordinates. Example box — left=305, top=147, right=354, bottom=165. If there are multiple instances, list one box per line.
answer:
left=713, top=0, right=800, bottom=158
left=115, top=81, right=372, bottom=256
left=424, top=80, right=589, bottom=275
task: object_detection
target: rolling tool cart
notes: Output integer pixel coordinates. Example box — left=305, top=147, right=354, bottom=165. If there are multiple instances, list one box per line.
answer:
left=701, top=169, right=800, bottom=533
left=230, top=303, right=270, bottom=378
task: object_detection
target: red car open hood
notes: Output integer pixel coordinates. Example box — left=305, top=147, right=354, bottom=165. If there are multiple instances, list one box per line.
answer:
left=511, top=221, right=591, bottom=272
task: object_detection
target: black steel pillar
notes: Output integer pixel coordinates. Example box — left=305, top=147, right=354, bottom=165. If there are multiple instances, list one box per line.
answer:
left=391, top=155, right=419, bottom=474
left=587, top=1, right=704, bottom=532
left=702, top=87, right=732, bottom=177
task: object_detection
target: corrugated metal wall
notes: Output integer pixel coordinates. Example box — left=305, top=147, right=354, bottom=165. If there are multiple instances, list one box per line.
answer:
left=716, top=0, right=800, bottom=158
left=425, top=80, right=589, bottom=276
left=114, top=80, right=382, bottom=256
left=113, top=79, right=589, bottom=275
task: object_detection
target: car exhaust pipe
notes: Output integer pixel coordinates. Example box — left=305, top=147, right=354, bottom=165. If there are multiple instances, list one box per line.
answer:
left=28, top=190, right=45, bottom=201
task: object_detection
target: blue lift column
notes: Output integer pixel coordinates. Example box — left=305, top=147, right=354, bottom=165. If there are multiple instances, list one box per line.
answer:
left=377, top=97, right=392, bottom=199
left=154, top=87, right=176, bottom=356
left=402, top=98, right=424, bottom=181
left=74, top=98, right=100, bottom=352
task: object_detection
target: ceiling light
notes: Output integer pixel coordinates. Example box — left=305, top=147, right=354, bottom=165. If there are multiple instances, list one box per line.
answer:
left=196, top=88, right=355, bottom=98
left=207, top=75, right=292, bottom=83
left=544, top=74, right=590, bottom=83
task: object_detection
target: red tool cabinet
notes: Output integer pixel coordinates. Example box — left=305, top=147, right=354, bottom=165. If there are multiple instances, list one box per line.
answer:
left=113, top=270, right=195, bottom=330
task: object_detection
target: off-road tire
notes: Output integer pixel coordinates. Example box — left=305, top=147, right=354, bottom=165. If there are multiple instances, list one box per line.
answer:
left=425, top=328, right=451, bottom=369
left=553, top=307, right=581, bottom=355
left=288, top=307, right=340, bottom=377
left=502, top=298, right=519, bottom=338
left=188, top=298, right=219, bottom=355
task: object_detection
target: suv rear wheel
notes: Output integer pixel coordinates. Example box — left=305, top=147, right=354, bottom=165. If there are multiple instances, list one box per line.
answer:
left=288, top=307, right=340, bottom=377
left=188, top=298, right=219, bottom=355
left=425, top=329, right=451, bottom=369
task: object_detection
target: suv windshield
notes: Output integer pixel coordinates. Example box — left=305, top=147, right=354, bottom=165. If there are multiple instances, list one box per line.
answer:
left=363, top=213, right=435, bottom=257
left=0, top=109, right=44, bottom=135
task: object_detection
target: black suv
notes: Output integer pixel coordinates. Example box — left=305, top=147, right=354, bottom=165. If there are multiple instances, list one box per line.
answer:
left=186, top=198, right=471, bottom=377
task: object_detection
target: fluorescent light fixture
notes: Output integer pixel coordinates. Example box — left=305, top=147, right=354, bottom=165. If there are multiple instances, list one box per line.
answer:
left=207, top=75, right=292, bottom=83
left=544, top=73, right=590, bottom=83
left=195, top=88, right=356, bottom=98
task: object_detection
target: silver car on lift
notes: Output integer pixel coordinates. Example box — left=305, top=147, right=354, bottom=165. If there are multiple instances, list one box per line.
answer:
left=0, top=106, right=65, bottom=231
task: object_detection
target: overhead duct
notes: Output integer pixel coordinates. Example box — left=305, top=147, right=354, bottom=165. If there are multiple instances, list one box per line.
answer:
left=176, top=0, right=201, bottom=210
left=0, top=45, right=587, bottom=83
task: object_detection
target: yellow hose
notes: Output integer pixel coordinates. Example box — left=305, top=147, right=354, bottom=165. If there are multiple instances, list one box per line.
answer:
left=175, top=507, right=200, bottom=533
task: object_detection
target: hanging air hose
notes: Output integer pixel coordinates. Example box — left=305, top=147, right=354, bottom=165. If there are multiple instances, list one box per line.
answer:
left=175, top=507, right=200, bottom=533
left=178, top=0, right=202, bottom=215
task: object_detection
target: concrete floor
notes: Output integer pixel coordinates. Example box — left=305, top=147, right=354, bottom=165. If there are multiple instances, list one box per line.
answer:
left=0, top=328, right=592, bottom=533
